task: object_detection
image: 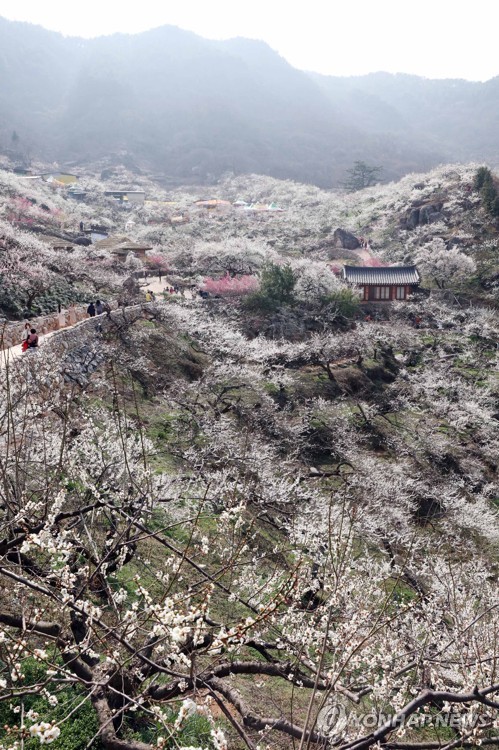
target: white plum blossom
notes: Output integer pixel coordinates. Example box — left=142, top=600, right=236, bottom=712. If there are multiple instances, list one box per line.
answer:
left=415, top=238, right=476, bottom=288
left=29, top=723, right=61, bottom=745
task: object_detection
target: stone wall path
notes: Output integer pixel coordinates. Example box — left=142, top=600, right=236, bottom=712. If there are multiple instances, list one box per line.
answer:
left=1, top=311, right=108, bottom=369
left=3, top=327, right=78, bottom=369
left=0, top=291, right=199, bottom=370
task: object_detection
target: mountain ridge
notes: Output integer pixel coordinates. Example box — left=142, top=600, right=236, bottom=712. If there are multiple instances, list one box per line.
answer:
left=1, top=17, right=498, bottom=186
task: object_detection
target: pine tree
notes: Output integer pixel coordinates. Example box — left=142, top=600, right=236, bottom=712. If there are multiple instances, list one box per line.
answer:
left=473, top=166, right=492, bottom=191
left=343, top=161, right=383, bottom=192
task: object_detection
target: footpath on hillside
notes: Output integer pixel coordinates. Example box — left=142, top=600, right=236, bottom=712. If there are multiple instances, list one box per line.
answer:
left=1, top=316, right=101, bottom=368
left=0, top=282, right=196, bottom=369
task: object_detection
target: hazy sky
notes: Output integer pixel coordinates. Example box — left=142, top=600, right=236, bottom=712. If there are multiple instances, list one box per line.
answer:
left=1, top=0, right=497, bottom=81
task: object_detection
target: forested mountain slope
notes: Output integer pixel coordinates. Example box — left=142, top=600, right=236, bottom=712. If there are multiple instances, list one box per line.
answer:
left=0, top=17, right=461, bottom=187
left=4, top=18, right=499, bottom=187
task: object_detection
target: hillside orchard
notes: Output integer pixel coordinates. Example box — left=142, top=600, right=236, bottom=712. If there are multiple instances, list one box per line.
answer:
left=0, top=161, right=498, bottom=749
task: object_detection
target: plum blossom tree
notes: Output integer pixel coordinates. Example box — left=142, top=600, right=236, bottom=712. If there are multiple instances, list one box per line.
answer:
left=167, top=238, right=275, bottom=279
left=124, top=251, right=144, bottom=274
left=202, top=273, right=259, bottom=297
left=54, top=246, right=123, bottom=290
left=0, top=220, right=57, bottom=310
left=415, top=239, right=477, bottom=289
left=0, top=219, right=125, bottom=316
left=294, top=261, right=351, bottom=302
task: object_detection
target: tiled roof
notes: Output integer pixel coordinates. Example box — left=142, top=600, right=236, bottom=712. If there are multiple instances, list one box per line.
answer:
left=40, top=235, right=75, bottom=249
left=93, top=236, right=151, bottom=252
left=342, top=265, right=420, bottom=285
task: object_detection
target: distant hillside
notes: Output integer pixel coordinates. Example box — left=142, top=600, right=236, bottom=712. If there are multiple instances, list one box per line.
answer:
left=0, top=18, right=444, bottom=187
left=311, top=71, right=499, bottom=166
left=2, top=18, right=499, bottom=187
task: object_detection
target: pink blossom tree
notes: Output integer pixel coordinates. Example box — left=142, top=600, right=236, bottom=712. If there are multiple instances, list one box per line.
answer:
left=202, top=273, right=259, bottom=297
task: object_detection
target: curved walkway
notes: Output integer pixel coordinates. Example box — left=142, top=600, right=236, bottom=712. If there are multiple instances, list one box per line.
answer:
left=1, top=318, right=93, bottom=368
left=0, top=295, right=199, bottom=370
left=1, top=307, right=135, bottom=369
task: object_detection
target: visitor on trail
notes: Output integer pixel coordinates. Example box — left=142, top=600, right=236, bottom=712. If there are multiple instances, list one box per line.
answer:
left=21, top=322, right=30, bottom=352
left=87, top=302, right=96, bottom=317
left=27, top=329, right=39, bottom=349
left=150, top=290, right=156, bottom=301
left=145, top=291, right=152, bottom=302
left=95, top=300, right=104, bottom=315
left=79, top=221, right=84, bottom=232
left=102, top=301, right=111, bottom=316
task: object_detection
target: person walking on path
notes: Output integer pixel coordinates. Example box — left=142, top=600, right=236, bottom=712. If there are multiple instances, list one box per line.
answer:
left=79, top=220, right=84, bottom=232
left=95, top=300, right=104, bottom=315
left=87, top=302, right=96, bottom=317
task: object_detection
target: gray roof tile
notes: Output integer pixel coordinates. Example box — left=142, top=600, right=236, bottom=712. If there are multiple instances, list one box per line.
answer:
left=342, top=265, right=420, bottom=285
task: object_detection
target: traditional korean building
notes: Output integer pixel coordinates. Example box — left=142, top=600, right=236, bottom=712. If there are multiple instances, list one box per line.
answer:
left=93, top=236, right=151, bottom=263
left=342, top=265, right=420, bottom=302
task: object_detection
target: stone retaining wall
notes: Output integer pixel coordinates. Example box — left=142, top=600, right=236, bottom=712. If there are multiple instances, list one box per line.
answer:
left=45, top=304, right=152, bottom=386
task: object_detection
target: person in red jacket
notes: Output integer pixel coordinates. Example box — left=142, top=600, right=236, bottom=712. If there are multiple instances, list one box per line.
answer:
left=21, top=322, right=30, bottom=352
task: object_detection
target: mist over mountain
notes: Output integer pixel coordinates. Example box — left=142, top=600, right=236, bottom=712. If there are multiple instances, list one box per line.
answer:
left=312, top=72, right=499, bottom=164
left=1, top=17, right=498, bottom=186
